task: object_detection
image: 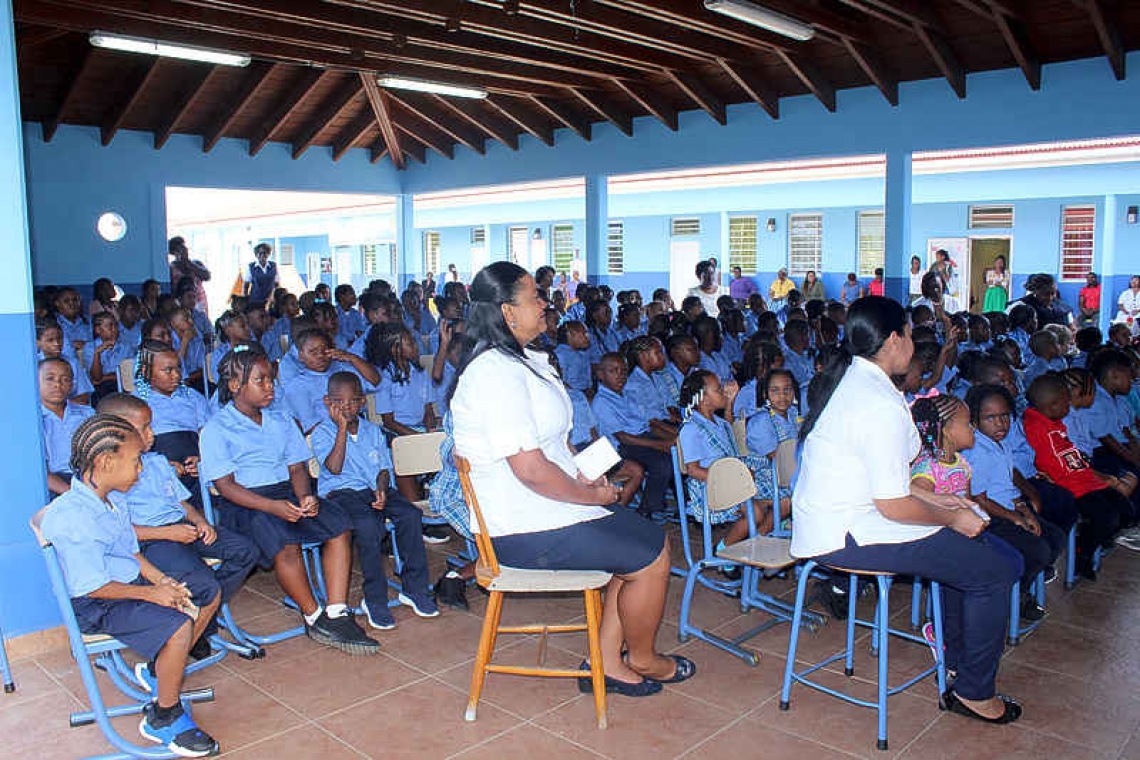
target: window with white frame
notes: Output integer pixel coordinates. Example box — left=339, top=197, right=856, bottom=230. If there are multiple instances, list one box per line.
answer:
left=1059, top=205, right=1095, bottom=282
left=508, top=226, right=528, bottom=264
left=787, top=213, right=823, bottom=276
left=727, top=216, right=758, bottom=274
left=277, top=242, right=295, bottom=266
left=552, top=223, right=575, bottom=272
left=361, top=244, right=379, bottom=276
left=969, top=204, right=1014, bottom=228
left=423, top=231, right=441, bottom=275
left=470, top=227, right=486, bottom=246
left=671, top=217, right=701, bottom=236
left=607, top=221, right=624, bottom=275
left=857, top=210, right=885, bottom=277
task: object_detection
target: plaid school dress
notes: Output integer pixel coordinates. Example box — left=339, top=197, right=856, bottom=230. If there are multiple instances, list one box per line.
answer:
left=427, top=412, right=472, bottom=540
left=682, top=412, right=787, bottom=525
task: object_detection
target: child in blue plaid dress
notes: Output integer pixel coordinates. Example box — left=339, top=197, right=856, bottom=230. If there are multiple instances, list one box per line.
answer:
left=426, top=411, right=473, bottom=609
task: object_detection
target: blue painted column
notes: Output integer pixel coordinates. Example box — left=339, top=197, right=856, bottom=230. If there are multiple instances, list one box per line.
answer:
left=395, top=193, right=417, bottom=289
left=0, top=0, right=57, bottom=636
left=884, top=150, right=913, bottom=303
left=1100, top=195, right=1117, bottom=335
left=584, top=174, right=608, bottom=284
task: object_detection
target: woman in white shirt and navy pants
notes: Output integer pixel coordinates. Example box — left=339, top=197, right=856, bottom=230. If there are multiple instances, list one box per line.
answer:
left=792, top=296, right=1024, bottom=725
left=452, top=262, right=696, bottom=697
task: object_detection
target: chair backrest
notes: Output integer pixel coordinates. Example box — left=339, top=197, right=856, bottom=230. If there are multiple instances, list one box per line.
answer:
left=418, top=354, right=435, bottom=373
left=204, top=357, right=217, bottom=386
left=278, top=334, right=290, bottom=355
left=732, top=418, right=748, bottom=454
left=774, top=439, right=798, bottom=489
left=118, top=358, right=135, bottom=393
left=29, top=506, right=49, bottom=548
left=454, top=455, right=500, bottom=580
left=706, top=457, right=757, bottom=512
left=304, top=434, right=320, bottom=479
left=365, top=394, right=381, bottom=424
left=391, top=431, right=445, bottom=477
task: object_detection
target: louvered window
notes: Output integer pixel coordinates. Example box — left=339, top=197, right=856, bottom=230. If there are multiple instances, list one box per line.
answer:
left=787, top=213, right=823, bottom=276
left=671, top=217, right=701, bottom=236
left=727, top=216, right=757, bottom=274
left=1059, top=205, right=1095, bottom=282
left=607, top=221, right=624, bottom=275
left=857, top=210, right=885, bottom=277
left=969, top=204, right=1014, bottom=228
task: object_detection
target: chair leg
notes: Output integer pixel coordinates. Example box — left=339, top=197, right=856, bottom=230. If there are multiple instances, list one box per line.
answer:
left=466, top=590, right=503, bottom=722
left=875, top=577, right=891, bottom=752
left=844, top=573, right=857, bottom=676
left=780, top=560, right=815, bottom=710
left=583, top=588, right=608, bottom=729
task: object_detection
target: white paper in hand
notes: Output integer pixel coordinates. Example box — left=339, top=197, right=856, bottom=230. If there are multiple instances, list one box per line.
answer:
left=574, top=437, right=622, bottom=482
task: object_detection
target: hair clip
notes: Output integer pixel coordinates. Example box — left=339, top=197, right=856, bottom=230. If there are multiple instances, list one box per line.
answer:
left=233, top=344, right=250, bottom=354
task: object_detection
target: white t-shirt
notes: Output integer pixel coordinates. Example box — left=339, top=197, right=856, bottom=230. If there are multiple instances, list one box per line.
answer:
left=908, top=272, right=924, bottom=298
left=452, top=347, right=610, bottom=537
left=1116, top=288, right=1140, bottom=328
left=791, top=356, right=938, bottom=558
left=688, top=286, right=726, bottom=317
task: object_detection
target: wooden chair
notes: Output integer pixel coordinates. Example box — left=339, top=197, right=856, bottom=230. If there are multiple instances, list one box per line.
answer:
left=278, top=333, right=289, bottom=356
left=731, top=418, right=748, bottom=454
left=116, top=358, right=135, bottom=393
left=418, top=353, right=435, bottom=373
left=455, top=455, right=611, bottom=729
left=391, top=431, right=450, bottom=529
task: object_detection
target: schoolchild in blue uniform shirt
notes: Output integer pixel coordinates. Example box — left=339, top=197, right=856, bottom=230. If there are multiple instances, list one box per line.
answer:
left=269, top=292, right=301, bottom=355
left=718, top=309, right=746, bottom=366
left=624, top=336, right=679, bottom=425
left=334, top=285, right=367, bottom=347
left=732, top=340, right=784, bottom=421
left=613, top=303, right=645, bottom=346
left=83, top=313, right=136, bottom=403
left=430, top=325, right=472, bottom=419
left=53, top=286, right=92, bottom=356
left=282, top=329, right=380, bottom=435
left=657, top=333, right=700, bottom=409
left=311, top=372, right=439, bottom=629
left=169, top=308, right=208, bottom=392
left=117, top=295, right=144, bottom=353
left=199, top=346, right=379, bottom=655
left=1086, top=350, right=1140, bottom=481
left=780, top=320, right=815, bottom=391
left=175, top=280, right=215, bottom=348
left=41, top=414, right=221, bottom=756
left=243, top=303, right=279, bottom=363
left=428, top=296, right=463, bottom=355
left=746, top=369, right=802, bottom=492
left=1022, top=330, right=1066, bottom=388
left=692, top=315, right=734, bottom=383
left=37, top=320, right=93, bottom=404
left=585, top=300, right=621, bottom=369
left=959, top=314, right=993, bottom=355
left=401, top=289, right=437, bottom=343
left=209, top=310, right=253, bottom=382
left=1006, top=304, right=1036, bottom=364
left=308, top=301, right=350, bottom=352
left=40, top=357, right=96, bottom=495
left=554, top=321, right=593, bottom=393
left=591, top=353, right=675, bottom=519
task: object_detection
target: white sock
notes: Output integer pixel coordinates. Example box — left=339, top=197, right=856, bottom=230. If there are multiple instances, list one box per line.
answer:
left=303, top=606, right=324, bottom=626
left=445, top=571, right=461, bottom=579
left=326, top=603, right=348, bottom=618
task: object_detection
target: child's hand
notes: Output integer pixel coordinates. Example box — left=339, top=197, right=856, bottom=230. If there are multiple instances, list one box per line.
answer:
left=95, top=341, right=114, bottom=354
left=169, top=460, right=186, bottom=477
left=182, top=456, right=200, bottom=478
left=440, top=319, right=454, bottom=346
left=371, top=489, right=387, bottom=511
left=722, top=380, right=740, bottom=401
left=165, top=523, right=200, bottom=544
left=195, top=522, right=217, bottom=545
left=947, top=508, right=987, bottom=538
left=327, top=348, right=352, bottom=363
left=148, top=583, right=191, bottom=609
left=298, top=494, right=320, bottom=517
left=273, top=500, right=306, bottom=523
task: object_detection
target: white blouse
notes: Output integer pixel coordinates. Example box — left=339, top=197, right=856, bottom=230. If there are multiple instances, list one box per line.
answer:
left=1116, top=289, right=1140, bottom=321
left=791, top=356, right=938, bottom=558
left=452, top=347, right=610, bottom=537
left=688, top=286, right=726, bottom=317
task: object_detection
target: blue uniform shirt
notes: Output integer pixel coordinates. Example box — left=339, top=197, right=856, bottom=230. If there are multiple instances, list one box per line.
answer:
left=82, top=338, right=137, bottom=381
left=613, top=325, right=644, bottom=346
left=190, top=310, right=214, bottom=344
left=962, top=432, right=1020, bottom=511
left=171, top=332, right=206, bottom=376
left=433, top=362, right=457, bottom=417
left=122, top=452, right=191, bottom=527
left=1065, top=407, right=1098, bottom=455
left=57, top=314, right=92, bottom=348
left=376, top=365, right=431, bottom=427
left=118, top=322, right=142, bottom=353
left=403, top=307, right=437, bottom=337
left=568, top=388, right=598, bottom=448
left=338, top=306, right=366, bottom=345
left=733, top=379, right=759, bottom=420
left=624, top=365, right=671, bottom=422
left=42, top=402, right=95, bottom=473
left=586, top=327, right=621, bottom=366
left=958, top=340, right=992, bottom=354
left=554, top=345, right=592, bottom=392
left=200, top=403, right=311, bottom=488
left=282, top=362, right=374, bottom=434
left=1023, top=356, right=1066, bottom=387
left=1009, top=329, right=1031, bottom=364
left=782, top=346, right=815, bottom=389
left=591, top=385, right=650, bottom=447
left=1087, top=384, right=1128, bottom=444
left=699, top=350, right=734, bottom=383
left=39, top=350, right=93, bottom=398
left=41, top=479, right=140, bottom=598
left=277, top=347, right=302, bottom=385
left=311, top=417, right=393, bottom=496
left=137, top=387, right=210, bottom=435
left=721, top=333, right=744, bottom=365
left=746, top=405, right=801, bottom=458
left=679, top=413, right=736, bottom=468
left=1004, top=418, right=1038, bottom=478
left=656, top=363, right=689, bottom=408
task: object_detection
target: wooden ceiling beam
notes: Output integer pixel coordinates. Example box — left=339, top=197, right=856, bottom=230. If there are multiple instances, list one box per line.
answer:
left=101, top=57, right=162, bottom=146
left=835, top=0, right=912, bottom=32
left=429, top=94, right=519, bottom=151
left=400, top=133, right=426, bottom=165
left=775, top=51, right=837, bottom=112
left=717, top=60, right=779, bottom=119
left=291, top=76, right=361, bottom=159
left=386, top=92, right=486, bottom=155
left=361, top=73, right=405, bottom=170
left=855, top=0, right=944, bottom=30
left=911, top=23, right=967, bottom=98
left=992, top=9, right=1041, bottom=90
left=485, top=95, right=554, bottom=147
left=42, top=44, right=94, bottom=142
left=395, top=120, right=454, bottom=160
left=1078, top=0, right=1126, bottom=80
left=154, top=65, right=217, bottom=150
left=612, top=78, right=678, bottom=131
left=248, top=68, right=326, bottom=156
left=593, top=0, right=807, bottom=51
left=664, top=70, right=726, bottom=125
left=202, top=61, right=276, bottom=153
left=332, top=109, right=377, bottom=161
left=567, top=87, right=634, bottom=137
left=16, top=25, right=67, bottom=49
left=368, top=136, right=388, bottom=164
left=528, top=95, right=591, bottom=141
left=842, top=40, right=899, bottom=106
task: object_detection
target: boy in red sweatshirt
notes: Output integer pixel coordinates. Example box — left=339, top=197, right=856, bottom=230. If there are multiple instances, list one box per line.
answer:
left=1022, top=374, right=1133, bottom=580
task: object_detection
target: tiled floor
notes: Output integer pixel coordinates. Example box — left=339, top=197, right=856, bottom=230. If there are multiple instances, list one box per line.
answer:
left=5, top=529, right=1140, bottom=759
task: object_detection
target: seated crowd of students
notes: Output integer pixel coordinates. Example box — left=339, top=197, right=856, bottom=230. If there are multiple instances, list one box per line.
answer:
left=32, top=266, right=1140, bottom=756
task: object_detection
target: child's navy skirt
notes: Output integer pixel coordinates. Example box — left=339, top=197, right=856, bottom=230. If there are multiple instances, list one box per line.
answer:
left=214, top=481, right=351, bottom=568
left=72, top=577, right=191, bottom=660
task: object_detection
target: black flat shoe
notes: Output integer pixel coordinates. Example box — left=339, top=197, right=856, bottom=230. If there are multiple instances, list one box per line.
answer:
left=942, top=689, right=1022, bottom=724
left=1019, top=595, right=1046, bottom=622
left=576, top=662, right=663, bottom=697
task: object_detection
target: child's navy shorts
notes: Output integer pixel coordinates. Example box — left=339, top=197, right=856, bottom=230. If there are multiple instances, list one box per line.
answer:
left=72, top=578, right=191, bottom=660
left=214, top=481, right=351, bottom=568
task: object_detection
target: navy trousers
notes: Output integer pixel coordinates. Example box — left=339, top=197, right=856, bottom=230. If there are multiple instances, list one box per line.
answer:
left=1029, top=477, right=1079, bottom=533
left=813, top=529, right=1021, bottom=701
left=985, top=516, right=1065, bottom=586
left=619, top=443, right=671, bottom=515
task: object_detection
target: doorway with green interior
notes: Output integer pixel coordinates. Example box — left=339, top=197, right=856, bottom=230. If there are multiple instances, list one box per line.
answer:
left=969, top=237, right=1012, bottom=314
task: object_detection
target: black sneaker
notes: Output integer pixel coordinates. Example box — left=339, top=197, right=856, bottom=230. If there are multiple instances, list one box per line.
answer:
left=433, top=573, right=469, bottom=610
left=188, top=636, right=213, bottom=661
left=139, top=702, right=219, bottom=757
left=1043, top=565, right=1057, bottom=584
left=814, top=580, right=849, bottom=621
left=380, top=533, right=394, bottom=557
left=422, top=524, right=451, bottom=544
left=306, top=611, right=381, bottom=655
left=1019, top=594, right=1046, bottom=622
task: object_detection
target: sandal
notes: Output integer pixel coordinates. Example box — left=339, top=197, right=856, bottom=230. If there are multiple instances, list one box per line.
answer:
left=576, top=662, right=663, bottom=697
left=941, top=689, right=1022, bottom=724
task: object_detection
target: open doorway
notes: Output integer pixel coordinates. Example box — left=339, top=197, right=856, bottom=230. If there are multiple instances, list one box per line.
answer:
left=968, top=237, right=1013, bottom=313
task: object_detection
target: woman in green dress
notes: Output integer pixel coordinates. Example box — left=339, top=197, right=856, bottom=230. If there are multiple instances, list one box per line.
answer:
left=983, top=255, right=1009, bottom=312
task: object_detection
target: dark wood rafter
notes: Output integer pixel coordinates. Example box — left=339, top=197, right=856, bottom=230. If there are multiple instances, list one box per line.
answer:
left=399, top=133, right=426, bottom=165
left=202, top=61, right=276, bottom=152
left=991, top=9, right=1041, bottom=90
left=1078, top=0, right=1126, bottom=80
left=101, top=57, right=162, bottom=145
left=395, top=120, right=454, bottom=160
left=42, top=45, right=94, bottom=141
left=154, top=65, right=217, bottom=150
left=775, top=51, right=838, bottom=112
left=368, top=136, right=388, bottom=164
left=716, top=60, right=779, bottom=119
left=953, top=0, right=1022, bottom=17
left=361, top=73, right=405, bottom=170
left=612, top=78, right=678, bottom=131
left=664, top=70, right=725, bottom=125
left=855, top=0, right=945, bottom=29
left=842, top=40, right=899, bottom=106
left=528, top=95, right=591, bottom=141
left=567, top=87, right=634, bottom=137
left=331, top=109, right=376, bottom=161
left=16, top=25, right=67, bottom=49
left=386, top=92, right=486, bottom=155
left=248, top=68, right=326, bottom=156
left=485, top=95, right=554, bottom=146
left=911, top=22, right=967, bottom=98
left=430, top=94, right=520, bottom=151
left=291, top=76, right=362, bottom=159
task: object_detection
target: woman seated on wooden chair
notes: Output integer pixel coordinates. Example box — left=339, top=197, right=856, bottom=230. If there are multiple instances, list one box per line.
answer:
left=451, top=262, right=696, bottom=697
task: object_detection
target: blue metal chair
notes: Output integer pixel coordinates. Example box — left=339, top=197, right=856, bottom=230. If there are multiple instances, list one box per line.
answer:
left=31, top=508, right=215, bottom=760
left=1008, top=570, right=1047, bottom=645
left=0, top=621, right=13, bottom=693
left=780, top=560, right=947, bottom=752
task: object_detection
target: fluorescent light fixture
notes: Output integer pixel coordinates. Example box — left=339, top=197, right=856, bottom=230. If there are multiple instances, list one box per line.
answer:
left=378, top=76, right=487, bottom=99
left=89, top=31, right=251, bottom=66
left=703, top=0, right=814, bottom=41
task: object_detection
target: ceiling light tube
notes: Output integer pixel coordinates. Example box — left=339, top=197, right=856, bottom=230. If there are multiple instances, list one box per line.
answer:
left=378, top=76, right=487, bottom=99
left=703, top=0, right=815, bottom=42
left=89, top=31, right=251, bottom=66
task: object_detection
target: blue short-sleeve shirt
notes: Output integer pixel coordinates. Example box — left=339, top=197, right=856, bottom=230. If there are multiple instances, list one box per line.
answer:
left=122, top=452, right=191, bottom=527
left=591, top=385, right=650, bottom=447
left=1003, top=418, right=1038, bottom=478
left=1087, top=384, right=1127, bottom=443
left=962, top=432, right=1020, bottom=511
left=586, top=328, right=621, bottom=366
left=42, top=402, right=95, bottom=474
left=1065, top=407, right=1098, bottom=455
left=57, top=315, right=92, bottom=348
left=375, top=365, right=430, bottom=427
left=679, top=413, right=736, bottom=468
left=782, top=347, right=815, bottom=389
left=404, top=308, right=437, bottom=336
left=311, top=417, right=393, bottom=496
left=38, top=350, right=94, bottom=398
left=282, top=364, right=371, bottom=434
left=434, top=362, right=457, bottom=416
left=171, top=332, right=206, bottom=376
left=568, top=388, right=598, bottom=448
left=554, top=345, right=592, bottom=392
left=338, top=307, right=366, bottom=345
left=138, top=387, right=211, bottom=435
left=41, top=479, right=140, bottom=598
left=624, top=366, right=670, bottom=422
left=82, top=338, right=136, bottom=379
left=747, top=406, right=801, bottom=458
left=277, top=347, right=302, bottom=385
left=613, top=325, right=644, bottom=346
left=699, top=351, right=734, bottom=383
left=118, top=322, right=142, bottom=353
left=199, top=403, right=311, bottom=488
left=191, top=310, right=214, bottom=343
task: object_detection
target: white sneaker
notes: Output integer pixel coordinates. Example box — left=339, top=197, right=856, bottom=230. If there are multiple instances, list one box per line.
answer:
left=1121, top=526, right=1140, bottom=541
left=1115, top=534, right=1140, bottom=552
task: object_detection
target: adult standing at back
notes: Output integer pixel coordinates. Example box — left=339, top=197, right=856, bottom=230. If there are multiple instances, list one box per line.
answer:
left=168, top=236, right=211, bottom=316
left=1078, top=272, right=1101, bottom=329
left=243, top=243, right=279, bottom=306
left=1114, top=275, right=1140, bottom=337
left=982, top=255, right=1010, bottom=312
left=688, top=260, right=726, bottom=318
left=793, top=296, right=1022, bottom=725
